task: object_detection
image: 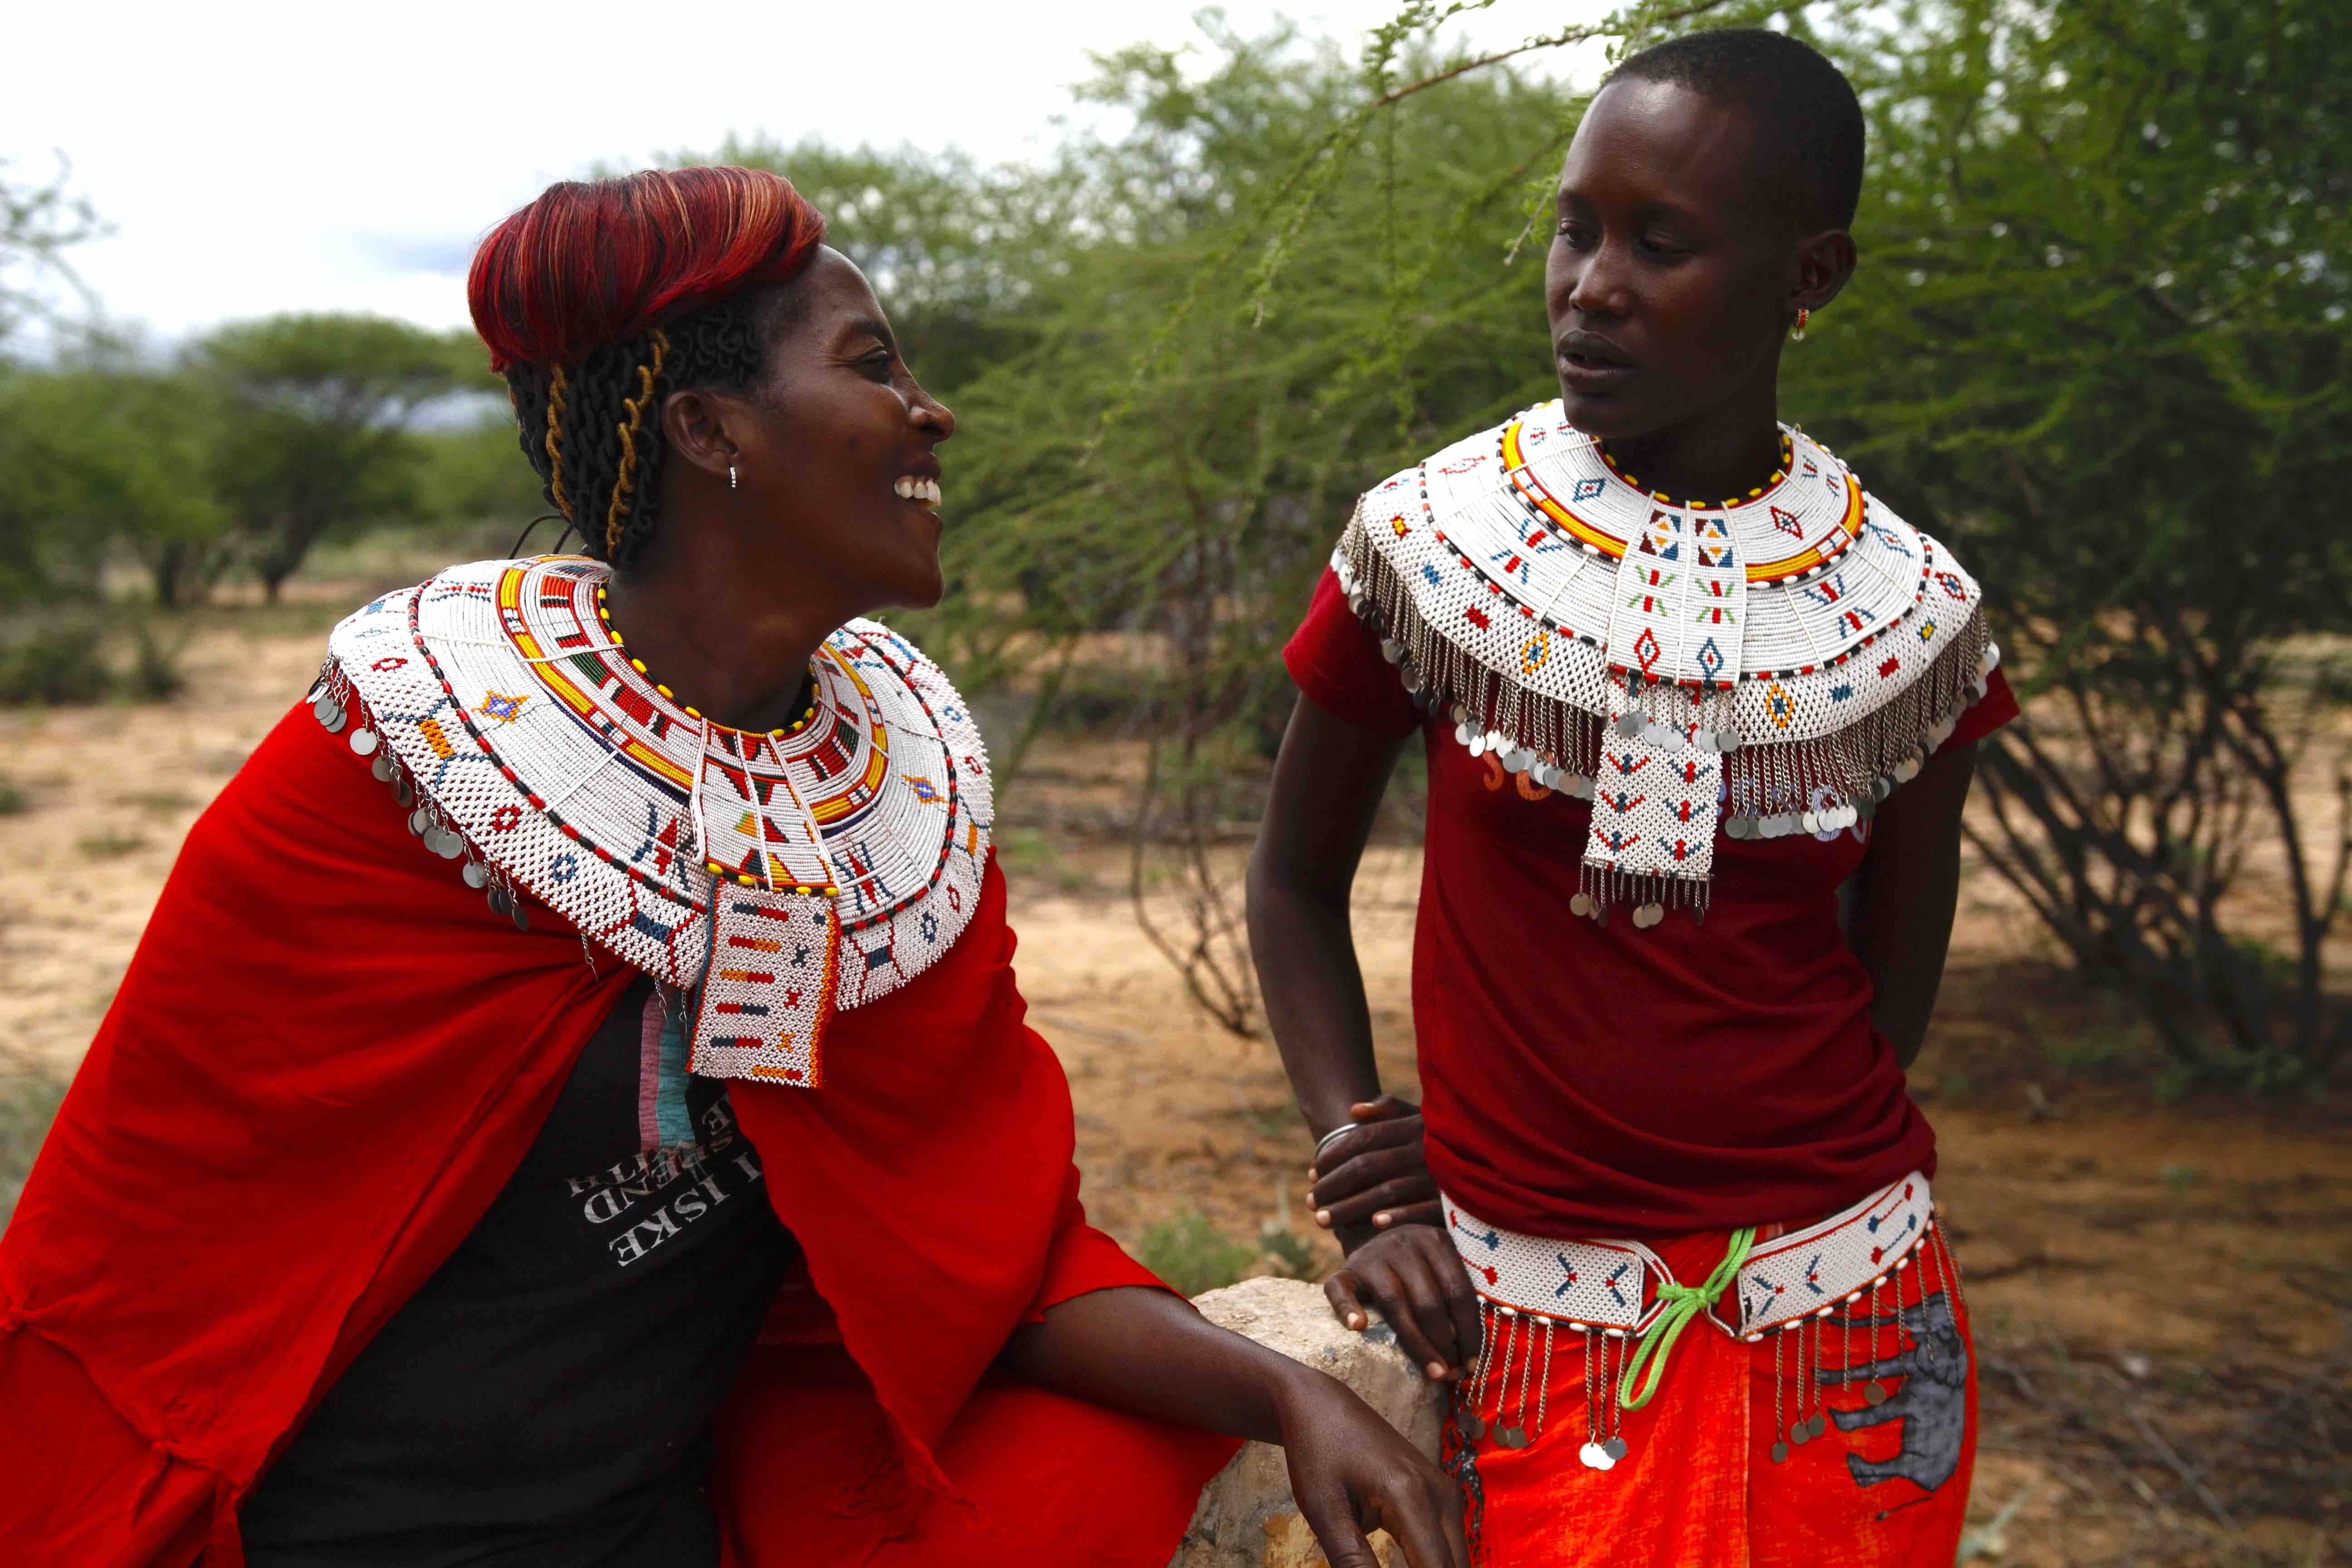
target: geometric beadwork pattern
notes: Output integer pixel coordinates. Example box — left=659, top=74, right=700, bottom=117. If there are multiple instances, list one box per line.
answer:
left=1444, top=1171, right=1932, bottom=1343
left=1334, top=402, right=1998, bottom=919
left=1445, top=1195, right=1668, bottom=1332
left=328, top=555, right=995, bottom=1088
left=1732, top=1172, right=1933, bottom=1337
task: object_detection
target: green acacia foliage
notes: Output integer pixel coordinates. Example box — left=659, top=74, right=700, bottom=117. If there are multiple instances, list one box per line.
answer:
left=1785, top=0, right=2352, bottom=1084
left=0, top=364, right=230, bottom=608
left=193, top=314, right=478, bottom=601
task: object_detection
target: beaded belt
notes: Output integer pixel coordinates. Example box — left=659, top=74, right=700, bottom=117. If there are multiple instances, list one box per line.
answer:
left=1444, top=1172, right=1934, bottom=1341
left=1442, top=1174, right=1947, bottom=1467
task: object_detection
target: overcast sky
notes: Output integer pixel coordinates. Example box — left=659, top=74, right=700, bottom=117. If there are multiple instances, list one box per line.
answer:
left=5, top=0, right=1607, bottom=350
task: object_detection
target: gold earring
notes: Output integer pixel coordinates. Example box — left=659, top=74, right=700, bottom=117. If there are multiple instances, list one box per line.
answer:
left=1791, top=307, right=1811, bottom=341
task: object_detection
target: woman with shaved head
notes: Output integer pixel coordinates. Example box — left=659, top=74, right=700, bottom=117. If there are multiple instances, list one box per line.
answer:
left=1254, top=29, right=2016, bottom=1566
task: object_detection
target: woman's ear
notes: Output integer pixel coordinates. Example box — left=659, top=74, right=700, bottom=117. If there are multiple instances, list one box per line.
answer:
left=1794, top=229, right=1859, bottom=314
left=662, top=387, right=740, bottom=484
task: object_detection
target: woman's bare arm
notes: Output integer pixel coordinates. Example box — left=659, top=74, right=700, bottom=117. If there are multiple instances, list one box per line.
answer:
left=1003, top=1287, right=1466, bottom=1568
left=1849, top=742, right=1979, bottom=1068
left=1246, top=695, right=1407, bottom=1142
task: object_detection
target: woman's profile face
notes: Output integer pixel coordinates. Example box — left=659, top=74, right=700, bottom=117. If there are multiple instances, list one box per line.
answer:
left=1544, top=78, right=1799, bottom=444
left=722, top=246, right=956, bottom=612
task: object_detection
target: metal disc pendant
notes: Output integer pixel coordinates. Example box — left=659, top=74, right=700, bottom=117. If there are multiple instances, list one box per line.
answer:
left=486, top=886, right=511, bottom=916
left=1790, top=1420, right=1810, bottom=1446
left=348, top=728, right=379, bottom=756
left=1602, top=1436, right=1628, bottom=1462
left=1612, top=710, right=1642, bottom=738
left=394, top=774, right=415, bottom=806
left=370, top=752, right=394, bottom=782
left=432, top=828, right=466, bottom=860
left=1864, top=1382, right=1886, bottom=1406
left=1715, top=728, right=1740, bottom=754
left=312, top=695, right=339, bottom=726
left=1495, top=1426, right=1528, bottom=1450
left=461, top=860, right=490, bottom=889
left=1770, top=1441, right=1790, bottom=1464
left=1578, top=1441, right=1612, bottom=1470
left=1457, top=1413, right=1486, bottom=1441
left=407, top=808, right=432, bottom=838
left=1632, top=902, right=1665, bottom=929
left=320, top=705, right=347, bottom=735
left=1569, top=892, right=1597, bottom=918
left=1808, top=1413, right=1828, bottom=1439
left=510, top=898, right=529, bottom=932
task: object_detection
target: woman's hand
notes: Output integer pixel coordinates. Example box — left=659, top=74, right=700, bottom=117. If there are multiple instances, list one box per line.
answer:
left=1310, top=1094, right=1441, bottom=1240
left=1274, top=1364, right=1468, bottom=1568
left=1325, top=1223, right=1484, bottom=1384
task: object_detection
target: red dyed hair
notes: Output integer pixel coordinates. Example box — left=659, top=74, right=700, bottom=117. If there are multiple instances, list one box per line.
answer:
left=468, top=167, right=827, bottom=373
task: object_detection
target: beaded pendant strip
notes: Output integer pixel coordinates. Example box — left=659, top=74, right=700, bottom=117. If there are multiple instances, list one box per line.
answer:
left=1335, top=401, right=1998, bottom=926
left=314, top=556, right=995, bottom=1085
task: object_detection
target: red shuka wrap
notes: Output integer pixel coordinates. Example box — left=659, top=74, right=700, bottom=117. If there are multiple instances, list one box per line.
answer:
left=0, top=703, right=1234, bottom=1566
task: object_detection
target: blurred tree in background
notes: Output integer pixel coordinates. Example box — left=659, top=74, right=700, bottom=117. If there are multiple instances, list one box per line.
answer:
left=1788, top=0, right=2351, bottom=1087
left=0, top=154, right=102, bottom=347
left=193, top=314, right=480, bottom=602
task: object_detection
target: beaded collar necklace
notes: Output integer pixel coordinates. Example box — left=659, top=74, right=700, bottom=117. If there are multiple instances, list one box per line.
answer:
left=1335, top=401, right=1995, bottom=926
left=316, top=555, right=995, bottom=1083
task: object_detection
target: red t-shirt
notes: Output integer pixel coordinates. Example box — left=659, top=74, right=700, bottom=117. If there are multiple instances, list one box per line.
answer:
left=1284, top=568, right=2019, bottom=1237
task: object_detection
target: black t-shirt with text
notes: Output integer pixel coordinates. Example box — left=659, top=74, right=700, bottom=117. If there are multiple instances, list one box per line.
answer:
left=240, top=976, right=798, bottom=1568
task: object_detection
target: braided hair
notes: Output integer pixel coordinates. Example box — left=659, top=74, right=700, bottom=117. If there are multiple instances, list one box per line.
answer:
left=467, top=167, right=827, bottom=570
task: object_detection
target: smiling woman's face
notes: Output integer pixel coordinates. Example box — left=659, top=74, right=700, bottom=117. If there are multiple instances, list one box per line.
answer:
left=720, top=245, right=955, bottom=612
left=1544, top=78, right=1799, bottom=443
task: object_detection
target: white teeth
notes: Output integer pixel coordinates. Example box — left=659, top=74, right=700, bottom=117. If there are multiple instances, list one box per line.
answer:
left=895, top=476, right=942, bottom=505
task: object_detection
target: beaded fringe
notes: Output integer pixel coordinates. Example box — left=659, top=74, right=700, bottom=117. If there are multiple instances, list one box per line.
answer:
left=1336, top=514, right=1995, bottom=915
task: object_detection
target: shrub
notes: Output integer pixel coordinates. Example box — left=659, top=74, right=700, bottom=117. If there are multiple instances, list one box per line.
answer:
left=1135, top=1210, right=1260, bottom=1299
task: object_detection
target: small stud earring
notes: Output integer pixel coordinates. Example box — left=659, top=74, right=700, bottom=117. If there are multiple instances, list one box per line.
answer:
left=1791, top=307, right=1811, bottom=341
left=729, top=463, right=738, bottom=490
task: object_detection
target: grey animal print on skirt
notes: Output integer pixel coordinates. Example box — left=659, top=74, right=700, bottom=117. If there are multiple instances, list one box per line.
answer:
left=1816, top=1290, right=1968, bottom=1493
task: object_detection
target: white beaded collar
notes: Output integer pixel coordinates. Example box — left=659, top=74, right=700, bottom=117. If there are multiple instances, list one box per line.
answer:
left=1335, top=402, right=1996, bottom=925
left=314, top=556, right=995, bottom=1083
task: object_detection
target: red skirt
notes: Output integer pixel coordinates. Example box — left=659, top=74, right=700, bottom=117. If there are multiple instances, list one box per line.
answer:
left=1442, top=1220, right=1977, bottom=1567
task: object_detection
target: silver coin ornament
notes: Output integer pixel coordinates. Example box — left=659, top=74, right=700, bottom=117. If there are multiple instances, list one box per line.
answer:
left=1808, top=1412, right=1828, bottom=1440
left=370, top=752, right=394, bottom=782
left=1612, top=711, right=1643, bottom=738
left=1578, top=1441, right=1613, bottom=1470
left=321, top=705, right=347, bottom=735
left=1715, top=728, right=1740, bottom=754
left=1864, top=1382, right=1886, bottom=1406
left=1631, top=902, right=1665, bottom=929
left=1569, top=892, right=1597, bottom=918
left=1770, top=1440, right=1790, bottom=1464
left=1457, top=1413, right=1486, bottom=1441
left=348, top=728, right=379, bottom=756
left=407, top=808, right=432, bottom=838
left=312, top=695, right=339, bottom=726
left=1602, top=1436, right=1628, bottom=1462
left=510, top=900, right=530, bottom=932
left=433, top=828, right=466, bottom=860
left=1495, top=1426, right=1528, bottom=1450
left=1789, top=1419, right=1811, bottom=1445
left=461, top=861, right=490, bottom=890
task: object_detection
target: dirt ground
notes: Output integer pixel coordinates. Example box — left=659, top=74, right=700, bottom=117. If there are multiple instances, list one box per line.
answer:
left=1, top=598, right=2345, bottom=1566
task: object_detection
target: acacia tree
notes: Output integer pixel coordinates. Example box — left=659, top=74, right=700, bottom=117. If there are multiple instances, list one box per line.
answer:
left=195, top=314, right=477, bottom=601
left=0, top=364, right=230, bottom=608
left=1784, top=0, right=2352, bottom=1088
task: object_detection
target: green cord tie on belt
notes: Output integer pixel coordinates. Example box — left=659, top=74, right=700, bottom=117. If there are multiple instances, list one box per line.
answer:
left=1617, top=1226, right=1755, bottom=1411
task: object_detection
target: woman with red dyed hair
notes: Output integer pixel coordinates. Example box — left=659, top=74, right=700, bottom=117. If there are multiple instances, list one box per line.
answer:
left=0, top=168, right=1464, bottom=1568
